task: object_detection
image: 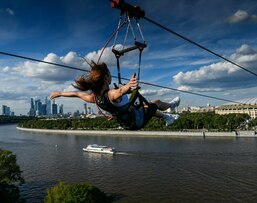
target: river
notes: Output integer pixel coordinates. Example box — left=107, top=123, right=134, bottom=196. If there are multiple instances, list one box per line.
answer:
left=1, top=124, right=257, bottom=203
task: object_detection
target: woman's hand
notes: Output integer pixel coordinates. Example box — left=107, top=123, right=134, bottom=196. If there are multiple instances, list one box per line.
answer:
left=128, top=73, right=138, bottom=90
left=49, top=92, right=60, bottom=100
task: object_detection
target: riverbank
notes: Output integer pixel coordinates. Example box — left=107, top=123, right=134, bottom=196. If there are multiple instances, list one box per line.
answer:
left=16, top=127, right=257, bottom=138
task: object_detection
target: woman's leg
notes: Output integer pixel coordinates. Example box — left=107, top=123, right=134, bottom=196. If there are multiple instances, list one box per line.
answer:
left=143, top=104, right=164, bottom=118
left=150, top=100, right=170, bottom=111
left=154, top=109, right=165, bottom=118
left=142, top=97, right=180, bottom=127
left=153, top=109, right=177, bottom=126
left=150, top=97, right=180, bottom=111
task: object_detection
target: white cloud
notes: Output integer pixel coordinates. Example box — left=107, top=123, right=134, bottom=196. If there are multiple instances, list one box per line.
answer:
left=173, top=44, right=257, bottom=91
left=2, top=66, right=10, bottom=73
left=177, top=85, right=223, bottom=92
left=63, top=84, right=77, bottom=92
left=85, top=44, right=139, bottom=69
left=11, top=52, right=90, bottom=83
left=140, top=88, right=177, bottom=99
left=190, top=59, right=216, bottom=66
left=86, top=46, right=116, bottom=65
left=227, top=10, right=257, bottom=24
left=177, top=85, right=192, bottom=92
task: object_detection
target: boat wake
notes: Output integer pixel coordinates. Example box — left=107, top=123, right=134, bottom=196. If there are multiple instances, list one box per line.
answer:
left=115, top=151, right=134, bottom=156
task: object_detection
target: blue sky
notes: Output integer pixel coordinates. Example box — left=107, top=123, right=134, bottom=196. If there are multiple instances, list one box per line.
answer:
left=1, top=0, right=257, bottom=115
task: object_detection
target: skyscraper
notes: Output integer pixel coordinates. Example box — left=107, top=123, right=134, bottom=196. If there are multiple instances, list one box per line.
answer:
left=51, top=99, right=58, bottom=115
left=28, top=98, right=36, bottom=116
left=2, top=105, right=9, bottom=116
left=84, top=103, right=87, bottom=115
left=41, top=104, right=47, bottom=115
left=45, top=97, right=51, bottom=115
left=30, top=98, right=34, bottom=110
left=35, top=99, right=42, bottom=116
left=59, top=104, right=63, bottom=115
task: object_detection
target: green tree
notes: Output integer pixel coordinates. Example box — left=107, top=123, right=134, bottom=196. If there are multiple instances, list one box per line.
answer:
left=0, top=148, right=25, bottom=203
left=45, top=181, right=111, bottom=203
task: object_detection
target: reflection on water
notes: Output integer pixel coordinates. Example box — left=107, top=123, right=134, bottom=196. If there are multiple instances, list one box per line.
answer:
left=1, top=124, right=257, bottom=203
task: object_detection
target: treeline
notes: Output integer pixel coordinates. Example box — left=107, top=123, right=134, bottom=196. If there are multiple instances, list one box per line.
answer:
left=0, top=115, right=32, bottom=125
left=18, top=112, right=256, bottom=132
left=18, top=117, right=119, bottom=130
left=145, top=112, right=253, bottom=131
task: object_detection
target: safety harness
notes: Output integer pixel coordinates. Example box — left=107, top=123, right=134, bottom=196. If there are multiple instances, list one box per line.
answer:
left=95, top=91, right=137, bottom=130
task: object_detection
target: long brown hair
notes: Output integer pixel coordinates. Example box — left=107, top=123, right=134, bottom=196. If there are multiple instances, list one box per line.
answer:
left=73, top=63, right=109, bottom=93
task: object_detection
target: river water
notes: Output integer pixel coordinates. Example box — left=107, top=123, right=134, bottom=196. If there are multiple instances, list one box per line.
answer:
left=1, top=124, right=257, bottom=203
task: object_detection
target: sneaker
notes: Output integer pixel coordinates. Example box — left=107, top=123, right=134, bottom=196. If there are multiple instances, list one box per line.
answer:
left=163, top=114, right=175, bottom=126
left=172, top=114, right=180, bottom=120
left=169, top=96, right=180, bottom=110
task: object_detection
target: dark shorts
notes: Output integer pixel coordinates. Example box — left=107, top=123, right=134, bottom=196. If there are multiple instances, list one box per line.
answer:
left=117, top=103, right=158, bottom=130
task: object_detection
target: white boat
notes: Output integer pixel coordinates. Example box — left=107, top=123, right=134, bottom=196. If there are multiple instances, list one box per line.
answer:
left=83, top=144, right=116, bottom=154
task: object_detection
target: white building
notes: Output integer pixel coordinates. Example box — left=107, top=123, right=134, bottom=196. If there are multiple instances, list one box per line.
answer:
left=215, top=97, right=257, bottom=119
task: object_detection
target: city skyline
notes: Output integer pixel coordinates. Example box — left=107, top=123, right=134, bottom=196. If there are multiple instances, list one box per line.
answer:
left=27, top=96, right=93, bottom=117
left=1, top=96, right=93, bottom=116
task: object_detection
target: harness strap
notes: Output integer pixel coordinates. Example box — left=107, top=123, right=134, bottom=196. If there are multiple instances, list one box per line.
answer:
left=114, top=53, right=122, bottom=85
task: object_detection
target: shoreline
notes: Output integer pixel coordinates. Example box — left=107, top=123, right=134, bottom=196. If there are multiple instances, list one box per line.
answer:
left=16, top=127, right=257, bottom=138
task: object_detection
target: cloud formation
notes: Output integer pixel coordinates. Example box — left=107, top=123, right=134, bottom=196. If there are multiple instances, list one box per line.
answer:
left=227, top=10, right=257, bottom=24
left=173, top=44, right=257, bottom=91
left=10, top=52, right=89, bottom=83
left=140, top=88, right=174, bottom=97
left=85, top=44, right=139, bottom=69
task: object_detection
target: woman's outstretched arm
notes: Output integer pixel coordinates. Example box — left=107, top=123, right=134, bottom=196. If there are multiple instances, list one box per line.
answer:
left=50, top=91, right=96, bottom=103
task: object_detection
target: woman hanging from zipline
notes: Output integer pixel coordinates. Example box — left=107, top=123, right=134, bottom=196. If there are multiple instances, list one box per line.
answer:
left=49, top=62, right=180, bottom=130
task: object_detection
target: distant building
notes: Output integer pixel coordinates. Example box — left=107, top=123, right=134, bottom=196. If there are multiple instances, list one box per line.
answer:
left=28, top=97, right=64, bottom=117
left=215, top=97, right=257, bottom=119
left=45, top=97, right=51, bottom=115
left=1, top=105, right=14, bottom=116
left=27, top=96, right=99, bottom=117
left=28, top=98, right=36, bottom=116
left=179, top=104, right=215, bottom=113
left=59, top=104, right=64, bottom=115
left=83, top=103, right=87, bottom=115
left=2, top=105, right=10, bottom=116
left=30, top=98, right=34, bottom=110
left=88, top=106, right=92, bottom=114
left=73, top=110, right=80, bottom=117
left=51, top=100, right=58, bottom=115
left=41, top=104, right=47, bottom=115
left=35, top=99, right=42, bottom=116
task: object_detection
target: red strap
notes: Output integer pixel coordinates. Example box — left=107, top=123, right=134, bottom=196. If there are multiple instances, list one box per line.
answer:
left=111, top=0, right=122, bottom=8
left=97, top=19, right=126, bottom=64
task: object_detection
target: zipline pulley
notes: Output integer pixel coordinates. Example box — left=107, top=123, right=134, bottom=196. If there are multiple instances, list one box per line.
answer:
left=110, top=0, right=145, bottom=19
